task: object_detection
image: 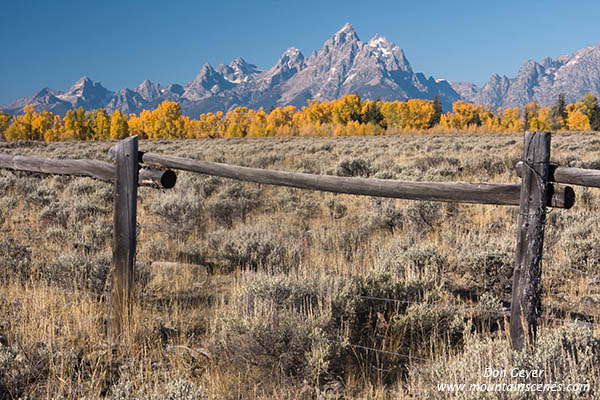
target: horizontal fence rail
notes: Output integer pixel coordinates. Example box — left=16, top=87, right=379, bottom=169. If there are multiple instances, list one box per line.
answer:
left=0, top=153, right=176, bottom=189
left=516, top=161, right=600, bottom=188
left=140, top=152, right=575, bottom=208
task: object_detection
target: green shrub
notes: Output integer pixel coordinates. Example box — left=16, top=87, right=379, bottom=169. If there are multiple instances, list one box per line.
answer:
left=147, top=192, right=204, bottom=234
left=209, top=222, right=301, bottom=273
left=43, top=251, right=111, bottom=294
left=0, top=239, right=31, bottom=283
left=335, top=158, right=371, bottom=177
left=206, top=183, right=260, bottom=227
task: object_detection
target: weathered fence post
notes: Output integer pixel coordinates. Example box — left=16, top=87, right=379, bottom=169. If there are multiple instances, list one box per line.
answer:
left=510, top=131, right=551, bottom=350
left=111, top=136, right=139, bottom=341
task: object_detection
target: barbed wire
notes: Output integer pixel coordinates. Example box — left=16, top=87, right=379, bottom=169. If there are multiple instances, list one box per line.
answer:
left=347, top=294, right=508, bottom=316
left=541, top=315, right=598, bottom=327
left=542, top=258, right=600, bottom=280
left=302, top=244, right=513, bottom=260
left=303, top=245, right=600, bottom=282
left=326, top=339, right=431, bottom=362
left=321, top=319, right=599, bottom=368
left=285, top=283, right=600, bottom=330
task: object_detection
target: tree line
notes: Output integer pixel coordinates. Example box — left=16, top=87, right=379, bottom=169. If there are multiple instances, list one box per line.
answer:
left=1, top=93, right=599, bottom=141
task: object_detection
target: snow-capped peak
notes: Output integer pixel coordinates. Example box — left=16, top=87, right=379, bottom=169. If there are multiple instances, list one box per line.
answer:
left=285, top=47, right=301, bottom=56
left=368, top=34, right=392, bottom=57
left=368, top=34, right=390, bottom=48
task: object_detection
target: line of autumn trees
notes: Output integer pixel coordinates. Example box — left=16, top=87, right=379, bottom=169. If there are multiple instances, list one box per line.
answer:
left=1, top=92, right=599, bottom=141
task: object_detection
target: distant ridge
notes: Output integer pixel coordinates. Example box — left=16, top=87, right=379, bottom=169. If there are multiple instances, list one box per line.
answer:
left=450, top=43, right=600, bottom=109
left=1, top=23, right=460, bottom=117
left=3, top=24, right=600, bottom=117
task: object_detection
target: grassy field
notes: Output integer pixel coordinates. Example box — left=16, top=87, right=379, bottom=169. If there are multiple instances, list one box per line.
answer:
left=0, top=132, right=599, bottom=399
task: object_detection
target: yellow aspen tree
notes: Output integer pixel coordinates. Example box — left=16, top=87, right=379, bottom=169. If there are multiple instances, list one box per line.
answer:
left=346, top=120, right=361, bottom=135
left=529, top=107, right=551, bottom=131
left=187, top=113, right=201, bottom=137
left=128, top=113, right=146, bottom=139
left=567, top=108, right=591, bottom=131
left=332, top=94, right=362, bottom=125
left=31, top=110, right=53, bottom=140
left=148, top=101, right=186, bottom=138
left=304, top=99, right=333, bottom=125
left=61, top=110, right=76, bottom=140
left=44, top=114, right=63, bottom=141
left=224, top=107, right=250, bottom=137
left=5, top=104, right=35, bottom=140
left=479, top=107, right=500, bottom=132
left=110, top=110, right=129, bottom=139
left=0, top=111, right=10, bottom=140
left=500, top=107, right=523, bottom=132
left=437, top=113, right=451, bottom=131
left=93, top=108, right=110, bottom=139
left=447, top=101, right=482, bottom=130
left=380, top=101, right=403, bottom=129
left=215, top=111, right=226, bottom=137
left=406, top=99, right=434, bottom=130
left=291, top=110, right=307, bottom=135
left=199, top=112, right=222, bottom=137
left=248, top=108, right=267, bottom=137
left=72, top=107, right=93, bottom=140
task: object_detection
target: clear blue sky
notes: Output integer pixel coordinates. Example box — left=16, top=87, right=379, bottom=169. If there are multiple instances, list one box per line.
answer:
left=1, top=0, right=599, bottom=105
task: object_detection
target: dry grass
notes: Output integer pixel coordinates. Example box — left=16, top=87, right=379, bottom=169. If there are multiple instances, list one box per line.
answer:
left=0, top=132, right=599, bottom=398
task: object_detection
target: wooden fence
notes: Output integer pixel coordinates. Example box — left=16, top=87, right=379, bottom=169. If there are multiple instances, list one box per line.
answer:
left=4, top=131, right=600, bottom=351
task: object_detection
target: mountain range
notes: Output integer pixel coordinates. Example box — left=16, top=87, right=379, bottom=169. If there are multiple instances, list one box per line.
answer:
left=451, top=44, right=600, bottom=110
left=2, top=23, right=600, bottom=117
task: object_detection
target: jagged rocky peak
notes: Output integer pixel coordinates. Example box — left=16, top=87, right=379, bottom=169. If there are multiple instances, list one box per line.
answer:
left=365, top=33, right=410, bottom=72
left=105, top=88, right=146, bottom=114
left=32, top=87, right=58, bottom=99
left=262, top=47, right=306, bottom=86
left=217, top=57, right=262, bottom=83
left=367, top=34, right=393, bottom=59
left=517, top=59, right=542, bottom=75
left=333, top=22, right=359, bottom=43
left=563, top=44, right=598, bottom=67
left=321, top=22, right=360, bottom=53
left=487, top=73, right=509, bottom=83
left=314, top=23, right=363, bottom=73
left=276, top=47, right=305, bottom=69
left=63, top=76, right=111, bottom=98
left=229, top=57, right=254, bottom=71
left=68, top=76, right=94, bottom=93
left=195, top=63, right=218, bottom=80
left=55, top=76, right=113, bottom=110
left=183, top=63, right=234, bottom=100
left=135, top=79, right=162, bottom=102
left=74, top=75, right=92, bottom=85
left=368, top=34, right=390, bottom=49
